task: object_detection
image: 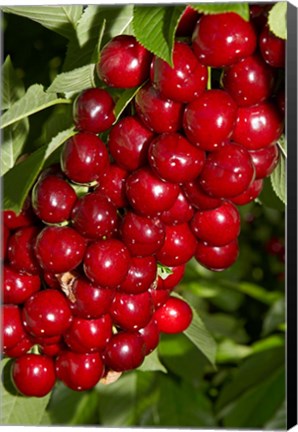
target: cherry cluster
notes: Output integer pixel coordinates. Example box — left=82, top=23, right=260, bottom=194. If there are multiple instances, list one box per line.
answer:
left=2, top=5, right=285, bottom=398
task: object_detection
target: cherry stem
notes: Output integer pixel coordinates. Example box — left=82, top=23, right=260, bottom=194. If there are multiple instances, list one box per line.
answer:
left=207, top=67, right=212, bottom=90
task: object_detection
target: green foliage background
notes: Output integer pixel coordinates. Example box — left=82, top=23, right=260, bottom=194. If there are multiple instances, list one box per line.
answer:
left=1, top=4, right=286, bottom=428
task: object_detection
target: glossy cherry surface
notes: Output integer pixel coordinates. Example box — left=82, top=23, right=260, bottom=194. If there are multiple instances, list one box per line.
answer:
left=121, top=212, right=165, bottom=257
left=148, top=132, right=205, bottom=183
left=199, top=142, right=255, bottom=198
left=191, top=201, right=240, bottom=246
left=154, top=297, right=192, bottom=334
left=2, top=225, right=10, bottom=260
left=231, top=178, right=263, bottom=206
left=22, top=289, right=72, bottom=337
left=2, top=304, right=26, bottom=350
left=119, top=256, right=157, bottom=294
left=182, top=179, right=222, bottom=210
left=159, top=264, right=185, bottom=291
left=104, top=332, right=146, bottom=371
left=8, top=226, right=40, bottom=275
left=109, top=115, right=155, bottom=171
left=249, top=144, right=280, bottom=179
left=183, top=90, right=237, bottom=151
left=73, top=87, right=115, bottom=133
left=151, top=41, right=207, bottom=103
left=259, top=25, right=285, bottom=68
left=96, top=164, right=129, bottom=208
left=160, top=190, right=194, bottom=225
left=195, top=239, right=239, bottom=271
left=35, top=226, right=86, bottom=273
left=3, top=197, right=36, bottom=230
left=126, top=167, right=180, bottom=216
left=4, top=334, right=33, bottom=358
left=222, top=54, right=275, bottom=107
left=135, top=83, right=183, bottom=133
left=138, top=318, right=160, bottom=354
left=148, top=286, right=170, bottom=309
left=61, top=132, right=109, bottom=184
left=56, top=351, right=104, bottom=391
left=71, top=192, right=118, bottom=240
left=232, top=102, right=284, bottom=150
left=3, top=265, right=41, bottom=304
left=192, top=12, right=257, bottom=67
left=176, top=5, right=200, bottom=37
left=12, top=354, right=56, bottom=397
left=156, top=223, right=197, bottom=266
left=84, top=239, right=130, bottom=288
left=97, top=35, right=152, bottom=88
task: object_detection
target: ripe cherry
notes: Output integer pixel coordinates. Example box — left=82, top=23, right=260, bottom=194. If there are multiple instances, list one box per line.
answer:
left=3, top=196, right=36, bottom=230
left=231, top=178, right=263, bottom=206
left=159, top=264, right=185, bottom=291
left=84, top=239, right=130, bottom=288
left=148, top=132, right=205, bottom=183
left=160, top=190, right=194, bottom=225
left=73, top=87, right=115, bottom=133
left=4, top=334, right=33, bottom=358
left=192, top=12, right=257, bottom=67
left=176, top=6, right=200, bottom=37
left=149, top=286, right=170, bottom=309
left=61, top=132, right=109, bottom=184
left=183, top=89, right=237, bottom=151
left=2, top=304, right=26, bottom=350
left=259, top=25, right=285, bottom=68
left=195, top=239, right=239, bottom=271
left=35, top=226, right=86, bottom=273
left=3, top=265, right=41, bottom=305
left=154, top=297, right=192, bottom=334
left=96, top=164, right=129, bottom=208
left=2, top=224, right=10, bottom=260
left=182, top=179, right=222, bottom=210
left=12, top=354, right=56, bottom=397
left=249, top=144, right=280, bottom=179
left=22, top=289, right=72, bottom=338
left=126, top=167, right=179, bottom=216
left=8, top=226, right=40, bottom=275
left=138, top=318, right=160, bottom=355
left=97, top=35, right=152, bottom=88
left=119, top=256, right=157, bottom=294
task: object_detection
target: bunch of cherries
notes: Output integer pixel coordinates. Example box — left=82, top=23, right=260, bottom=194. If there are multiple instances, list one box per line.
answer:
left=2, top=5, right=285, bottom=398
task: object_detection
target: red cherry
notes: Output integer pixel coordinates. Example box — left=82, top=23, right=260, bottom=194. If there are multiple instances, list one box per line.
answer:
left=3, top=265, right=41, bottom=304
left=43, top=271, right=60, bottom=289
left=154, top=297, right=192, bottom=334
left=138, top=318, right=160, bottom=355
left=176, top=6, right=200, bottom=37
left=148, top=286, right=170, bottom=309
left=73, top=87, right=115, bottom=133
left=195, top=239, right=239, bottom=271
left=2, top=225, right=10, bottom=261
left=159, top=264, right=185, bottom=291
left=2, top=304, right=26, bottom=350
left=8, top=226, right=40, bottom=275
left=3, top=196, right=36, bottom=230
left=55, top=351, right=104, bottom=391
left=192, top=12, right=257, bottom=67
left=35, top=226, right=86, bottom=274
left=232, top=102, right=284, bottom=150
left=160, top=190, right=194, bottom=225
left=119, top=256, right=157, bottom=294
left=249, top=145, right=280, bottom=179
left=231, top=178, right=264, bottom=206
left=40, top=341, right=65, bottom=357
left=259, top=25, right=285, bottom=68
left=182, top=179, right=222, bottom=210
left=12, top=354, right=56, bottom=397
left=96, top=164, right=129, bottom=208
left=126, top=167, right=180, bottom=216
left=183, top=89, right=237, bottom=151
left=84, top=239, right=130, bottom=288
left=4, top=334, right=33, bottom=358
left=104, top=331, right=146, bottom=371
left=22, top=289, right=72, bottom=338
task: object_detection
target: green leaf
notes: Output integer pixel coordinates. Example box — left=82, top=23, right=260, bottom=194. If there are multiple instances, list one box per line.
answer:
left=3, top=127, right=75, bottom=213
left=259, top=176, right=285, bottom=211
left=114, top=84, right=145, bottom=122
left=0, top=358, right=51, bottom=425
left=216, top=339, right=252, bottom=363
left=132, top=5, right=185, bottom=65
left=252, top=334, right=284, bottom=354
left=137, top=349, right=167, bottom=373
left=262, top=297, right=285, bottom=336
left=47, top=64, right=96, bottom=98
left=191, top=3, right=250, bottom=21
left=1, top=56, right=25, bottom=110
left=231, top=281, right=282, bottom=305
left=264, top=399, right=286, bottom=430
left=0, top=84, right=71, bottom=129
left=268, top=2, right=287, bottom=39
left=270, top=149, right=286, bottom=205
left=2, top=6, right=83, bottom=39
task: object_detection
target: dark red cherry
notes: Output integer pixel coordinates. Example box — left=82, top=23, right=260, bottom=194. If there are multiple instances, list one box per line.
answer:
left=39, top=341, right=65, bottom=357
left=119, top=256, right=157, bottom=294
left=159, top=264, right=185, bottom=291
left=259, top=25, right=285, bottom=68
left=8, top=226, right=40, bottom=275
left=176, top=6, right=200, bottom=37
left=84, top=239, right=130, bottom=288
left=277, top=88, right=285, bottom=115
left=12, top=354, right=56, bottom=397
left=61, top=132, right=109, bottom=184
left=22, top=289, right=72, bottom=337
left=231, top=178, right=263, bottom=206
left=195, top=239, right=239, bottom=271
left=232, top=102, right=284, bottom=150
left=97, top=35, right=152, bottom=88
left=249, top=4, right=270, bottom=33
left=183, top=89, right=237, bottom=151
left=32, top=175, right=77, bottom=224
left=182, top=179, right=223, bottom=210
left=71, top=276, right=115, bottom=319
left=96, top=164, right=129, bottom=208
left=121, top=212, right=165, bottom=257
left=148, top=133, right=205, bottom=183
left=138, top=318, right=160, bottom=355
left=249, top=144, right=280, bottom=179
left=192, top=12, right=257, bottom=67
left=151, top=41, right=207, bottom=103
left=43, top=271, right=60, bottom=289
left=56, top=351, right=104, bottom=391
left=135, top=83, right=183, bottom=133
left=73, top=87, right=115, bottom=133
left=160, top=190, right=194, bottom=225
left=3, top=265, right=41, bottom=304
left=126, top=167, right=180, bottom=216
left=104, top=331, right=146, bottom=371
left=2, top=225, right=10, bottom=261
left=191, top=201, right=240, bottom=246
left=156, top=223, right=197, bottom=267
left=4, top=334, right=33, bottom=358
left=71, top=192, right=118, bottom=240
left=35, top=226, right=86, bottom=273
left=108, top=115, right=155, bottom=171
left=222, top=54, right=276, bottom=106
left=3, top=196, right=36, bottom=230
left=199, top=142, right=255, bottom=198
left=110, top=291, right=154, bottom=331
left=154, top=297, right=192, bottom=334
left=148, top=286, right=170, bottom=309
left=64, top=314, right=112, bottom=353
left=2, top=304, right=26, bottom=350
